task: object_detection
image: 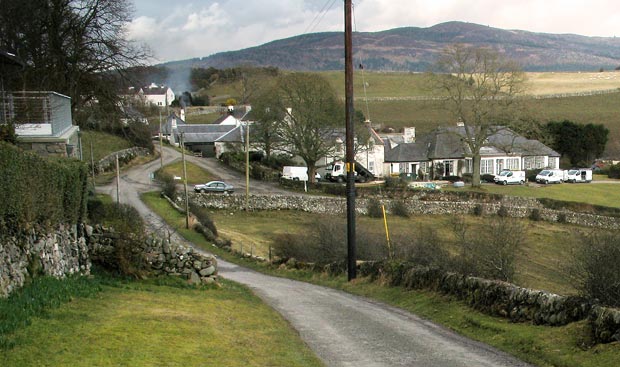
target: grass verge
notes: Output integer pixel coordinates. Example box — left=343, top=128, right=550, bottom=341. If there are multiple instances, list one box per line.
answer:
left=141, top=192, right=620, bottom=367
left=1, top=273, right=323, bottom=367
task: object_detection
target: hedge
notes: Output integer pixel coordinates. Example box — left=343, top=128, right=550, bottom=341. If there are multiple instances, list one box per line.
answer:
left=0, top=142, right=89, bottom=232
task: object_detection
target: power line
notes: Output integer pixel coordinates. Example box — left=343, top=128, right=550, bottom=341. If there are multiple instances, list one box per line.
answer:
left=303, top=0, right=339, bottom=35
left=352, top=2, right=371, bottom=122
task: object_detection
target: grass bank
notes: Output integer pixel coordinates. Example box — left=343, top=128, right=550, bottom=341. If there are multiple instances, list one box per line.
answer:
left=1, top=274, right=323, bottom=367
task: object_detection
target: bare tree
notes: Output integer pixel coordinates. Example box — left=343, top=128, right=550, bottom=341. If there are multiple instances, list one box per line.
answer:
left=272, top=73, right=344, bottom=183
left=0, top=0, right=150, bottom=112
left=250, top=87, right=285, bottom=160
left=429, top=45, right=526, bottom=186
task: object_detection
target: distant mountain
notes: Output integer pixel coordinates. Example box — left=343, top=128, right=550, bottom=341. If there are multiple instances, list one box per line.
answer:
left=164, top=21, right=620, bottom=72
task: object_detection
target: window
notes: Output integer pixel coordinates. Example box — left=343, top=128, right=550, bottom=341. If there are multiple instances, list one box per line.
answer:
left=480, top=159, right=494, bottom=174
left=506, top=158, right=519, bottom=170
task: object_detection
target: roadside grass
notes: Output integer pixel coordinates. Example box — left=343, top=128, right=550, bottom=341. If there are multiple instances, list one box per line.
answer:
left=159, top=161, right=218, bottom=184
left=81, top=130, right=133, bottom=162
left=141, top=193, right=620, bottom=367
left=1, top=276, right=323, bottom=367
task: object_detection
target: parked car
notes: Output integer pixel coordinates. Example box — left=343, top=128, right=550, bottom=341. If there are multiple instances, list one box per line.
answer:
left=535, top=169, right=566, bottom=184
left=493, top=170, right=526, bottom=185
left=193, top=181, right=234, bottom=194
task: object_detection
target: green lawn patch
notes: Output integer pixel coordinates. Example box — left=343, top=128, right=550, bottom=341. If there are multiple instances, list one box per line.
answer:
left=81, top=130, right=133, bottom=162
left=160, top=161, right=218, bottom=185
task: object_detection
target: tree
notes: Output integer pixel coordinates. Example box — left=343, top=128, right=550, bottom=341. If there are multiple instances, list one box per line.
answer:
left=429, top=44, right=526, bottom=186
left=272, top=73, right=344, bottom=182
left=0, top=0, right=149, bottom=113
left=545, top=120, right=608, bottom=165
left=250, top=87, right=286, bottom=160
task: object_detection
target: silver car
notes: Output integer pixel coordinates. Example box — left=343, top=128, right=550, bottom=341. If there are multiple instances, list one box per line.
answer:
left=193, top=180, right=234, bottom=194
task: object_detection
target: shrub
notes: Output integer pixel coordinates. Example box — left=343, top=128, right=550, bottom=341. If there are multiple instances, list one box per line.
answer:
left=557, top=213, right=567, bottom=223
left=480, top=174, right=496, bottom=183
left=473, top=204, right=483, bottom=216
left=608, top=163, right=620, bottom=179
left=393, top=227, right=450, bottom=269
left=154, top=169, right=177, bottom=199
left=384, top=176, right=408, bottom=189
left=497, top=205, right=509, bottom=218
left=390, top=200, right=410, bottom=218
left=189, top=201, right=218, bottom=238
left=529, top=208, right=542, bottom=221
left=443, top=175, right=462, bottom=183
left=366, top=198, right=384, bottom=218
left=570, top=231, right=620, bottom=307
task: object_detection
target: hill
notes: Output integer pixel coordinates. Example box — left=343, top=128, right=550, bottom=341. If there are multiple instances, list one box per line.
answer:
left=164, top=21, right=620, bottom=72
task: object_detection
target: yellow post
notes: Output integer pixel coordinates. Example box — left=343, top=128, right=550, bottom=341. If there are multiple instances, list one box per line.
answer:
left=382, top=205, right=392, bottom=259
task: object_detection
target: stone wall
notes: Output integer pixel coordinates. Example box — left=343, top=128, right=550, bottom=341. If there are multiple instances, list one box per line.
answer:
left=94, top=147, right=151, bottom=174
left=0, top=225, right=91, bottom=298
left=589, top=306, right=620, bottom=343
left=190, top=193, right=620, bottom=230
left=85, top=225, right=217, bottom=285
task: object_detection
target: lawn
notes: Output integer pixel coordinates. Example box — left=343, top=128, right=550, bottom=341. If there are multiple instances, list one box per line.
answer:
left=159, top=160, right=218, bottom=185
left=1, top=277, right=323, bottom=367
left=452, top=182, right=620, bottom=209
left=81, top=130, right=133, bottom=162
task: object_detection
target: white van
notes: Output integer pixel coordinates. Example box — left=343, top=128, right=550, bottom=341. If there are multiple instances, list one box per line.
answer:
left=566, top=168, right=592, bottom=183
left=281, top=166, right=308, bottom=181
left=494, top=170, right=526, bottom=185
left=535, top=169, right=566, bottom=184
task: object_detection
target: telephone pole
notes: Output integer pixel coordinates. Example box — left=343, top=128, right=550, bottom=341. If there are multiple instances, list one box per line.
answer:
left=345, top=0, right=356, bottom=281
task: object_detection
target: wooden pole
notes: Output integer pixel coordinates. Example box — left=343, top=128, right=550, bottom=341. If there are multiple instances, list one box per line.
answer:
left=345, top=0, right=356, bottom=280
left=115, top=154, right=120, bottom=205
left=181, top=132, right=190, bottom=229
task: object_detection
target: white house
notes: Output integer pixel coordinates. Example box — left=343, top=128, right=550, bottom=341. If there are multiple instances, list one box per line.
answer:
left=128, top=83, right=175, bottom=107
left=384, top=125, right=561, bottom=179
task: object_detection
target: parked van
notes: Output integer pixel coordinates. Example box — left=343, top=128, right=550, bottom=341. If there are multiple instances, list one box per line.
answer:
left=566, top=168, right=592, bottom=183
left=535, top=169, right=566, bottom=184
left=281, top=166, right=308, bottom=181
left=494, top=170, right=526, bottom=185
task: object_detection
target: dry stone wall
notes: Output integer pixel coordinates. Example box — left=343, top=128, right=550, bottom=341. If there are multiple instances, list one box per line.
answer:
left=190, top=193, right=620, bottom=230
left=94, top=147, right=151, bottom=174
left=0, top=225, right=91, bottom=298
left=85, top=225, right=217, bottom=285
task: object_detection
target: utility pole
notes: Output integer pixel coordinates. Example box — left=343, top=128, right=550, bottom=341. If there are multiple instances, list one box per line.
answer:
left=90, top=141, right=96, bottom=192
left=159, top=110, right=163, bottom=169
left=245, top=121, right=250, bottom=211
left=115, top=154, right=120, bottom=205
left=180, top=132, right=190, bottom=229
left=345, top=0, right=356, bottom=280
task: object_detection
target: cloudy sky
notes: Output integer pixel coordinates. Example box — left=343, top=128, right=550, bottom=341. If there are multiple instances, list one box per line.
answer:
left=129, top=0, right=620, bottom=64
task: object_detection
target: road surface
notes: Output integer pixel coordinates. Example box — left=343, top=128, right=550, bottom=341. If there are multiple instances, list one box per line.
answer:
left=97, top=147, right=533, bottom=367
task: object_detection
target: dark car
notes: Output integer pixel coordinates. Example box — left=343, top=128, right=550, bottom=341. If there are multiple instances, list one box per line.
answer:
left=193, top=181, right=234, bottom=194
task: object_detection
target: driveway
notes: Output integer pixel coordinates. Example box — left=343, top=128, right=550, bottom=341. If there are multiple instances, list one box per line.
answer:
left=98, top=146, right=533, bottom=367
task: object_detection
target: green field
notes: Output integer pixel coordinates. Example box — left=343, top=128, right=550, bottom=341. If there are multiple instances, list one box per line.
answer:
left=81, top=130, right=133, bottom=162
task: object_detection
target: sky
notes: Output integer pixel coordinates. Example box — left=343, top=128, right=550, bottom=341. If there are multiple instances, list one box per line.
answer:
left=128, top=0, right=620, bottom=64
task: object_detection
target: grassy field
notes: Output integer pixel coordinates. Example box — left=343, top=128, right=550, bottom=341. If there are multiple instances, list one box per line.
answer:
left=81, top=130, right=133, bottom=162
left=1, top=275, right=322, bottom=367
left=451, top=181, right=620, bottom=209
left=142, top=192, right=620, bottom=367
left=159, top=161, right=219, bottom=185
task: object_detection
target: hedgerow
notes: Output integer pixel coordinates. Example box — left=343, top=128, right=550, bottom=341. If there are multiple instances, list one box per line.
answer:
left=0, top=142, right=89, bottom=233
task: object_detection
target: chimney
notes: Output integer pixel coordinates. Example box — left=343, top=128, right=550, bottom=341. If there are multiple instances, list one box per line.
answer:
left=180, top=109, right=185, bottom=122
left=403, top=127, right=416, bottom=143
left=227, top=105, right=234, bottom=115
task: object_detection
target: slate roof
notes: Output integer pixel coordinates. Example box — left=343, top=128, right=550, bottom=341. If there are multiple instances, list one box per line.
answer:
left=385, top=126, right=560, bottom=162
left=175, top=124, right=242, bottom=144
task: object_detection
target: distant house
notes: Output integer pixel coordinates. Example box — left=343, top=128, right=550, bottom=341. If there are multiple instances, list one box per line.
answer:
left=126, top=83, right=175, bottom=107
left=385, top=125, right=560, bottom=179
left=171, top=107, right=251, bottom=158
left=1, top=91, right=81, bottom=158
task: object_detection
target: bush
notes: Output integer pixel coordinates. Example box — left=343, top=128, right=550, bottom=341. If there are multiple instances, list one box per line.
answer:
left=366, top=198, right=384, bottom=218
left=480, top=174, right=496, bottom=183
left=557, top=212, right=567, bottom=223
left=570, top=231, right=620, bottom=307
left=473, top=204, right=483, bottom=216
left=497, top=205, right=509, bottom=218
left=529, top=208, right=542, bottom=221
left=393, top=227, right=450, bottom=269
left=526, top=169, right=541, bottom=183
left=189, top=201, right=218, bottom=238
left=154, top=169, right=177, bottom=199
left=608, top=163, right=620, bottom=179
left=443, top=175, right=462, bottom=183
left=390, top=200, right=410, bottom=218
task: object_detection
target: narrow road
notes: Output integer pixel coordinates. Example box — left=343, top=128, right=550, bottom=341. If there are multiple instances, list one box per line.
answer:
left=98, top=147, right=533, bottom=367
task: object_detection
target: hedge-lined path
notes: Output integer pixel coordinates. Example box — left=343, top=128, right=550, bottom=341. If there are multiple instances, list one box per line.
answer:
left=98, top=146, right=532, bottom=367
